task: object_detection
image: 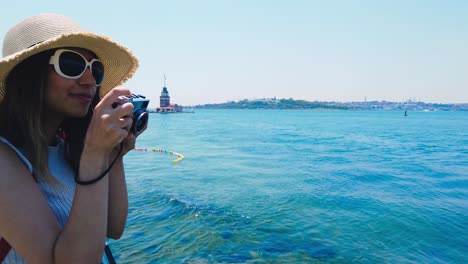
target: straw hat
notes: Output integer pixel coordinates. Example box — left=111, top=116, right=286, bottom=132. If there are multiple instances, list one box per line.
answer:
left=0, top=13, right=138, bottom=102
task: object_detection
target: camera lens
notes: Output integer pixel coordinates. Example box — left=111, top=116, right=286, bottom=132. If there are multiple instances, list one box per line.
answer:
left=133, top=110, right=148, bottom=135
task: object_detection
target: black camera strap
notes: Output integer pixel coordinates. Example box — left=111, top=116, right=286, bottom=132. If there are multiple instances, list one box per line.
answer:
left=75, top=142, right=123, bottom=185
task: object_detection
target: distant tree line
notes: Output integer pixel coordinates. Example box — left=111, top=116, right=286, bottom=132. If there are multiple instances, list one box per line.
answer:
left=196, top=98, right=348, bottom=110
left=194, top=98, right=468, bottom=111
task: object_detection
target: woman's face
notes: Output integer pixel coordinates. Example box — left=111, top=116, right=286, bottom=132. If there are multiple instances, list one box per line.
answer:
left=45, top=48, right=99, bottom=118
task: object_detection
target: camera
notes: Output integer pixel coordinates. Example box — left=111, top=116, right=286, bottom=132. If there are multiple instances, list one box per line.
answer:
left=114, top=94, right=150, bottom=135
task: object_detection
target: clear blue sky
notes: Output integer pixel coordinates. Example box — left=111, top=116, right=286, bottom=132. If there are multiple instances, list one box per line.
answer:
left=1, top=0, right=467, bottom=106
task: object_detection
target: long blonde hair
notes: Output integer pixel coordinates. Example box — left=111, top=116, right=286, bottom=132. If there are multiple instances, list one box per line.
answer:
left=0, top=51, right=53, bottom=181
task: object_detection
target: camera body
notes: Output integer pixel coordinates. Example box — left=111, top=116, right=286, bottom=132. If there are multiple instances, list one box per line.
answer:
left=116, top=94, right=150, bottom=135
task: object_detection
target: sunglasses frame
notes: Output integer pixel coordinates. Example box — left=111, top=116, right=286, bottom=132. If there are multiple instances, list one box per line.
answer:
left=48, top=49, right=104, bottom=86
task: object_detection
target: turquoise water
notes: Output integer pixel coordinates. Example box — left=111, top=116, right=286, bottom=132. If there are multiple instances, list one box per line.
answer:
left=108, top=110, right=468, bottom=263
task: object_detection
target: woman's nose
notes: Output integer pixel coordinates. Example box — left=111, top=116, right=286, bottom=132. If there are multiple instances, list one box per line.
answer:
left=79, top=67, right=96, bottom=86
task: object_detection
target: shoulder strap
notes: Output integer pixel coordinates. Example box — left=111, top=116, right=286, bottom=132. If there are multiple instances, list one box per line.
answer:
left=0, top=137, right=33, bottom=173
left=0, top=237, right=12, bottom=262
left=0, top=137, right=37, bottom=182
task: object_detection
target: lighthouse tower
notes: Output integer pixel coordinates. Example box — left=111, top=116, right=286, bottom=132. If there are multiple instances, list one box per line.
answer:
left=156, top=74, right=182, bottom=113
left=160, top=86, right=170, bottom=107
left=160, top=74, right=170, bottom=107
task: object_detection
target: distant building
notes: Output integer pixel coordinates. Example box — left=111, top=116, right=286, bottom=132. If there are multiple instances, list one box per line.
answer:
left=160, top=87, right=170, bottom=107
left=155, top=85, right=182, bottom=113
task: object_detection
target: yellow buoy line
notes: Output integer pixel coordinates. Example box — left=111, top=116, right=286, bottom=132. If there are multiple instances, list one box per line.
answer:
left=133, top=147, right=184, bottom=163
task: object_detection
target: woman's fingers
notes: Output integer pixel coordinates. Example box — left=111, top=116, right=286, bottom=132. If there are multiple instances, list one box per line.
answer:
left=97, top=87, right=131, bottom=112
left=118, top=116, right=133, bottom=132
left=85, top=87, right=138, bottom=153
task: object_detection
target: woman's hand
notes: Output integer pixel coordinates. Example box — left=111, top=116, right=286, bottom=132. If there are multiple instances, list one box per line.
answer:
left=83, top=87, right=134, bottom=156
left=110, top=117, right=148, bottom=159
left=110, top=132, right=135, bottom=159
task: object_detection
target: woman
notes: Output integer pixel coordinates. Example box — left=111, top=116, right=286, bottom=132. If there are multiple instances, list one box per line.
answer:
left=0, top=14, right=142, bottom=263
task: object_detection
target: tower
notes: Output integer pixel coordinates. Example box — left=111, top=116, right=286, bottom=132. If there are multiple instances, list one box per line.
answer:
left=160, top=87, right=170, bottom=107
left=160, top=74, right=170, bottom=107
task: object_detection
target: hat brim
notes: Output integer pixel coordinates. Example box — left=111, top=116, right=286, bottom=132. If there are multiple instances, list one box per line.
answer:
left=0, top=32, right=138, bottom=101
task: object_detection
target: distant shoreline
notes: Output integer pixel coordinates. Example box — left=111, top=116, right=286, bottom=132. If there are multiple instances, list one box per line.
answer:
left=191, top=98, right=467, bottom=111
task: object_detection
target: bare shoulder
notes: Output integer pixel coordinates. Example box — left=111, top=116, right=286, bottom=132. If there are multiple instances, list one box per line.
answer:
left=0, top=141, right=32, bottom=183
left=0, top=141, right=60, bottom=262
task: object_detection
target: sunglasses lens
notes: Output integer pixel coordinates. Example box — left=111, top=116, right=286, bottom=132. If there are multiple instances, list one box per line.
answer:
left=92, top=61, right=104, bottom=85
left=58, top=51, right=86, bottom=77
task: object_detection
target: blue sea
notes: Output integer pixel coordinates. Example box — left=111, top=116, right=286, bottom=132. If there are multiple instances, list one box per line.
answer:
left=108, top=110, right=468, bottom=263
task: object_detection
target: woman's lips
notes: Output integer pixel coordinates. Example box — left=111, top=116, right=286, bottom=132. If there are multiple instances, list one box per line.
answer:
left=70, top=93, right=93, bottom=103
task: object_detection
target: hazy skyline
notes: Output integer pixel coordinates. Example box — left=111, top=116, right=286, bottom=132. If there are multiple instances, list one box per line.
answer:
left=1, top=1, right=467, bottom=106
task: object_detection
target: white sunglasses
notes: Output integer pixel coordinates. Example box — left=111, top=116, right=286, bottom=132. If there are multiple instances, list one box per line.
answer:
left=49, top=49, right=104, bottom=86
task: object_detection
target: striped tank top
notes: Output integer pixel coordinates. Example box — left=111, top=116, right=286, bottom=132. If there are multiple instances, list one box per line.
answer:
left=0, top=137, right=75, bottom=263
